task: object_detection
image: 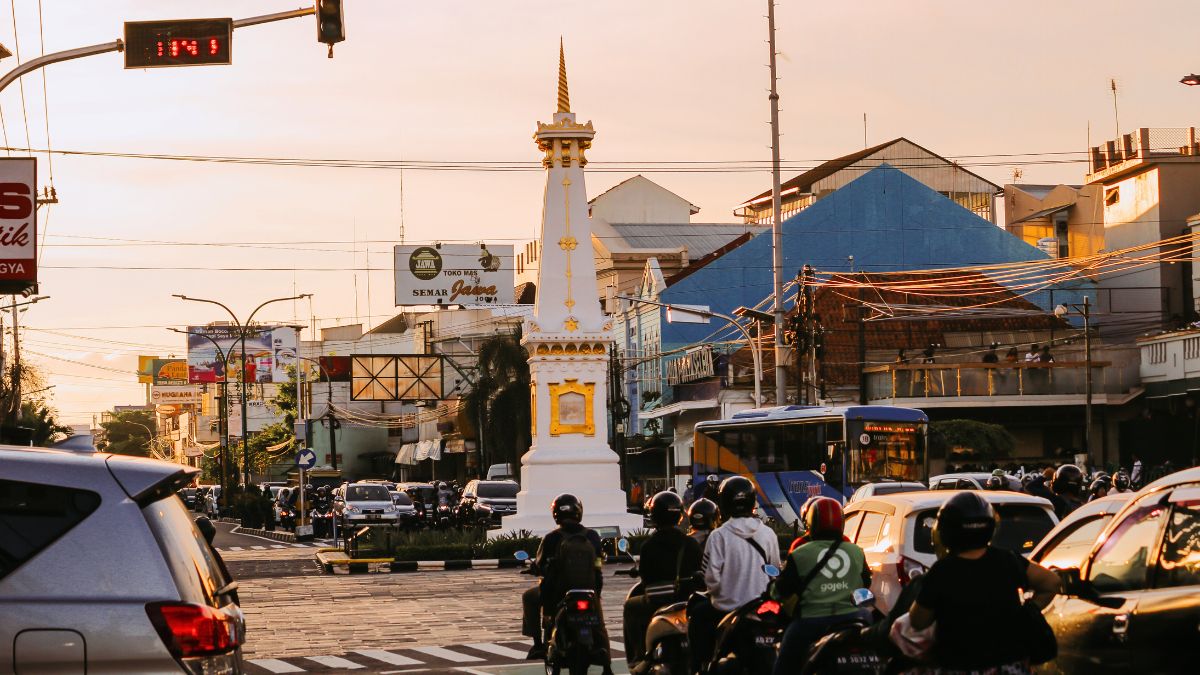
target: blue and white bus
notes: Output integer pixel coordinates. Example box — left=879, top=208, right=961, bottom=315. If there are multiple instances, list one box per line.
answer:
left=692, top=405, right=929, bottom=523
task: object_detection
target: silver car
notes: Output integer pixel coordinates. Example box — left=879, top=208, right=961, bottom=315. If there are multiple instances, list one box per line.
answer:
left=0, top=446, right=245, bottom=674
left=334, top=482, right=402, bottom=527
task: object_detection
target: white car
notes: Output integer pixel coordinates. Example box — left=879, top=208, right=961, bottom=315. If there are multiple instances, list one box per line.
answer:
left=843, top=490, right=1058, bottom=613
left=848, top=481, right=927, bottom=503
left=929, top=472, right=1021, bottom=491
left=334, top=482, right=402, bottom=528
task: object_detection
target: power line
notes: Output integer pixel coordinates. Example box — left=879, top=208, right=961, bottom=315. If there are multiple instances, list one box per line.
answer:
left=8, top=0, right=30, bottom=153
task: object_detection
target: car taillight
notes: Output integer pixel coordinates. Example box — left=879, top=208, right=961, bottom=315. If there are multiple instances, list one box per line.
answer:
left=756, top=600, right=781, bottom=615
left=897, top=555, right=927, bottom=586
left=146, top=602, right=239, bottom=657
left=574, top=599, right=591, bottom=611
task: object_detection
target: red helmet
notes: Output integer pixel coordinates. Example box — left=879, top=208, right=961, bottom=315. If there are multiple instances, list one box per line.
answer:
left=803, top=497, right=844, bottom=540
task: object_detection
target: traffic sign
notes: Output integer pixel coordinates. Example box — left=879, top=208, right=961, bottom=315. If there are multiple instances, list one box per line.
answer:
left=296, top=448, right=317, bottom=469
left=124, top=19, right=233, bottom=69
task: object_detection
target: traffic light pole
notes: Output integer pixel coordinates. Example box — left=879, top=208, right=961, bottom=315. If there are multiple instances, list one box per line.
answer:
left=0, top=6, right=317, bottom=96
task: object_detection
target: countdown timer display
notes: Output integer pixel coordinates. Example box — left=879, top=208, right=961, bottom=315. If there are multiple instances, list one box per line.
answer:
left=124, top=18, right=232, bottom=69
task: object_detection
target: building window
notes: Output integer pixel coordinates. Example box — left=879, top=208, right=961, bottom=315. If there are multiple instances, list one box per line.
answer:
left=1105, top=187, right=1120, bottom=206
left=1146, top=343, right=1167, bottom=365
left=1055, top=221, right=1069, bottom=258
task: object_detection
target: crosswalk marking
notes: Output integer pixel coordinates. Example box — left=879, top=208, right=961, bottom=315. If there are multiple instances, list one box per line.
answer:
left=354, top=649, right=424, bottom=666
left=229, top=546, right=244, bottom=551
left=409, top=646, right=485, bottom=663
left=247, top=658, right=304, bottom=673
left=305, top=655, right=364, bottom=669
left=271, top=544, right=286, bottom=549
left=251, top=545, right=267, bottom=550
left=465, top=643, right=529, bottom=660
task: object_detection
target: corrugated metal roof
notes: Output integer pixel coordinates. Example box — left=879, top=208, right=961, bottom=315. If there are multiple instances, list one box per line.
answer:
left=609, top=223, right=768, bottom=259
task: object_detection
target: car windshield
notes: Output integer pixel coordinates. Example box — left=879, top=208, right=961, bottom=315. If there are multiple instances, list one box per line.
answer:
left=269, top=486, right=283, bottom=499
left=1037, top=514, right=1113, bottom=569
left=391, top=492, right=412, bottom=506
left=410, top=487, right=436, bottom=502
left=872, top=483, right=922, bottom=496
left=912, top=503, right=1056, bottom=555
left=346, top=485, right=390, bottom=501
left=478, top=483, right=519, bottom=499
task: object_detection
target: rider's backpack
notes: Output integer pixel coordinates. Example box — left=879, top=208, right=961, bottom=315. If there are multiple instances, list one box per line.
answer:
left=552, top=531, right=598, bottom=593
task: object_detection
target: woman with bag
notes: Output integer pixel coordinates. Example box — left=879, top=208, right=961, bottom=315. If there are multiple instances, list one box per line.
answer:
left=773, top=497, right=871, bottom=674
left=905, top=492, right=1060, bottom=674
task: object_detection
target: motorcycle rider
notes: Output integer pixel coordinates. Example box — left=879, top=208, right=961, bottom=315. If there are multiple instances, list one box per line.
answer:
left=1087, top=475, right=1112, bottom=502
left=687, top=475, right=781, bottom=673
left=521, top=494, right=612, bottom=674
left=1112, top=470, right=1133, bottom=493
left=1048, top=463, right=1086, bottom=518
left=686, top=497, right=719, bottom=550
left=700, top=474, right=721, bottom=501
left=774, top=497, right=870, bottom=674
left=983, top=474, right=1005, bottom=491
left=623, top=491, right=703, bottom=662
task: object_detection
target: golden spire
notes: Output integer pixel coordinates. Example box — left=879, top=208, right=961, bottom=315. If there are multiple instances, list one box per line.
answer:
left=557, top=38, right=570, bottom=113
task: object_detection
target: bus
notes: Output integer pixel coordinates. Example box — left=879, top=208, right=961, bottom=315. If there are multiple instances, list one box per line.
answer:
left=692, top=405, right=929, bottom=523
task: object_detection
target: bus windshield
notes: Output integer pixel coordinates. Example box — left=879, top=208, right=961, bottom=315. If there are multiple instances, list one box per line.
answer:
left=847, top=420, right=925, bottom=484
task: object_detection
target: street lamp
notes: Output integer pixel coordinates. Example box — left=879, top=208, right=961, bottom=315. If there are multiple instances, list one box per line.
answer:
left=1054, top=296, right=1093, bottom=461
left=172, top=293, right=312, bottom=487
left=617, top=295, right=764, bottom=406
left=1181, top=74, right=1200, bottom=86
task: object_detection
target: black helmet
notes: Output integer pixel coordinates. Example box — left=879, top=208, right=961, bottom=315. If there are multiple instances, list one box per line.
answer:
left=934, top=491, right=996, bottom=553
left=1052, top=464, right=1084, bottom=496
left=687, top=498, right=719, bottom=531
left=1114, top=471, right=1130, bottom=491
left=984, top=475, right=1004, bottom=491
left=648, top=491, right=684, bottom=530
left=551, top=493, right=583, bottom=525
left=305, top=483, right=314, bottom=491
left=194, top=516, right=217, bottom=545
left=718, top=476, right=757, bottom=518
left=438, top=482, right=448, bottom=490
left=1089, top=476, right=1112, bottom=495
left=706, top=474, right=719, bottom=485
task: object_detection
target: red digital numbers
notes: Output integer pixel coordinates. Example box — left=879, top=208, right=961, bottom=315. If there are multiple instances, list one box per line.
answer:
left=155, top=39, right=217, bottom=59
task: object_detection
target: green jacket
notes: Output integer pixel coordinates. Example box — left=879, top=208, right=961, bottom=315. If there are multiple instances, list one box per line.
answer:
left=778, top=539, right=870, bottom=618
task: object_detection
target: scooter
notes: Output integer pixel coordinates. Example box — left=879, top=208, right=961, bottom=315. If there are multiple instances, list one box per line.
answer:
left=699, top=563, right=787, bottom=675
left=800, top=589, right=884, bottom=674
left=515, top=550, right=612, bottom=675
left=614, top=538, right=692, bottom=675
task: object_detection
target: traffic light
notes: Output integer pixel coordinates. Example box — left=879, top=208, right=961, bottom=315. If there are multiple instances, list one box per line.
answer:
left=315, top=0, right=345, bottom=57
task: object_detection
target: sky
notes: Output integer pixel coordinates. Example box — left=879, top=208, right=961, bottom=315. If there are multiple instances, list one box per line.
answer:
left=3, top=0, right=1197, bottom=424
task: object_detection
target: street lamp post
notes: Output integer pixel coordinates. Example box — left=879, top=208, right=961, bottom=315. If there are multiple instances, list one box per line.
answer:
left=1055, top=296, right=1093, bottom=462
left=168, top=327, right=238, bottom=509
left=617, top=295, right=763, bottom=406
left=173, top=294, right=311, bottom=487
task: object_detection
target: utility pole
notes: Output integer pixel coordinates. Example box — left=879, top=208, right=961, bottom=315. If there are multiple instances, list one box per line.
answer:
left=767, top=0, right=787, bottom=404
left=9, top=297, right=19, bottom=418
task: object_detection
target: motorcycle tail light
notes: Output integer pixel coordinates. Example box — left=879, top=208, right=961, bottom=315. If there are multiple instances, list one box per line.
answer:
left=574, top=599, right=591, bottom=612
left=897, top=555, right=927, bottom=586
left=756, top=600, right=781, bottom=615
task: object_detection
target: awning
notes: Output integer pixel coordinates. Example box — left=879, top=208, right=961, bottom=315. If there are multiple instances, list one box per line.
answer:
left=1010, top=203, right=1071, bottom=225
left=395, top=443, right=417, bottom=465
left=639, top=399, right=718, bottom=420
left=415, top=439, right=443, bottom=462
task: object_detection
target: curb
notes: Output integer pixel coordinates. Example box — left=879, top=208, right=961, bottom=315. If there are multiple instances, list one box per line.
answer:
left=314, top=550, right=634, bottom=575
left=232, top=526, right=296, bottom=543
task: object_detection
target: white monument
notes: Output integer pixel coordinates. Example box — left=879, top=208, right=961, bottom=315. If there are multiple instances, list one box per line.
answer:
left=499, top=43, right=643, bottom=536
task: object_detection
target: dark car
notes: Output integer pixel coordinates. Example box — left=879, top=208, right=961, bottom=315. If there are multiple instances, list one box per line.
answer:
left=1037, top=468, right=1200, bottom=673
left=459, top=480, right=519, bottom=526
left=178, top=487, right=199, bottom=511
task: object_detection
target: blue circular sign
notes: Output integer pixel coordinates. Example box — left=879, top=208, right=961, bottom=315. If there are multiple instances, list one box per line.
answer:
left=296, top=448, right=317, bottom=469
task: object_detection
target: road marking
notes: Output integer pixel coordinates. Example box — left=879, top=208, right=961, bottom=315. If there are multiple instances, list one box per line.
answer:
left=251, top=545, right=267, bottom=550
left=609, top=641, right=625, bottom=652
left=306, top=655, right=364, bottom=669
left=270, top=544, right=286, bottom=549
left=354, top=649, right=424, bottom=666
left=464, top=643, right=529, bottom=660
left=229, top=546, right=244, bottom=551
left=409, top=646, right=485, bottom=663
left=247, top=658, right=304, bottom=673
left=291, top=543, right=310, bottom=548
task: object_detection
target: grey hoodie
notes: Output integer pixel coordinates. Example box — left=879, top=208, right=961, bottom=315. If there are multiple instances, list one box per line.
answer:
left=702, top=516, right=782, bottom=612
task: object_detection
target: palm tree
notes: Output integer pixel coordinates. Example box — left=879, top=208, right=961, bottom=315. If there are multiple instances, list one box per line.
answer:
left=464, top=331, right=531, bottom=472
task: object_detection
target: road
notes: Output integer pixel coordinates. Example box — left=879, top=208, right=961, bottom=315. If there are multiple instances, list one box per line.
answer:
left=215, top=522, right=638, bottom=674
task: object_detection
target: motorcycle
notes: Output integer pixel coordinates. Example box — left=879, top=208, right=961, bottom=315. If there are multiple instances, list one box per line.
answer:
left=799, top=589, right=885, bottom=674
left=310, top=500, right=334, bottom=538
left=699, top=563, right=787, bottom=674
left=434, top=502, right=454, bottom=529
left=515, top=550, right=612, bottom=675
left=615, top=538, right=693, bottom=675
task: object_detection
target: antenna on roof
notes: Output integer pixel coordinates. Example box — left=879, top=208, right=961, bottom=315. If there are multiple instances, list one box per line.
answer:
left=1110, top=78, right=1120, bottom=138
left=863, top=112, right=867, bottom=149
left=1011, top=167, right=1023, bottom=184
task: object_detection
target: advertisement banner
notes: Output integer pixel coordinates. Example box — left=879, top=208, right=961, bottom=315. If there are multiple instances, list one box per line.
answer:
left=186, top=325, right=298, bottom=384
left=394, top=243, right=513, bottom=306
left=152, top=359, right=189, bottom=386
left=151, top=385, right=203, bottom=405
left=317, top=355, right=352, bottom=382
left=0, top=157, right=36, bottom=294
left=137, top=355, right=159, bottom=384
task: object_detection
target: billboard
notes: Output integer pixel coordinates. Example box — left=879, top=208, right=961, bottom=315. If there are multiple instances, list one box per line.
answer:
left=151, top=385, right=202, bottom=405
left=152, top=359, right=189, bottom=386
left=0, top=157, right=37, bottom=294
left=350, top=355, right=443, bottom=401
left=138, top=355, right=159, bottom=384
left=186, top=325, right=297, bottom=384
left=394, top=243, right=513, bottom=306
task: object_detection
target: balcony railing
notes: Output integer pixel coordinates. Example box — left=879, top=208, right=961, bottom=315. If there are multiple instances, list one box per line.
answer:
left=864, top=361, right=1129, bottom=401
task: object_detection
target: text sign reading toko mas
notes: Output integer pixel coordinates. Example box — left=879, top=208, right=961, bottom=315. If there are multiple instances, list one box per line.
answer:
left=124, top=19, right=233, bottom=69
left=394, top=243, right=514, bottom=307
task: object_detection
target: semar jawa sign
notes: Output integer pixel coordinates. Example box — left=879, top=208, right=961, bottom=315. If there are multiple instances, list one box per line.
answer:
left=394, top=243, right=513, bottom=306
left=0, top=158, right=36, bottom=294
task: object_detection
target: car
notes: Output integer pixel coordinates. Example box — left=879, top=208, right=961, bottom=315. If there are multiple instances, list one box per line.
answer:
left=929, top=472, right=1022, bottom=491
left=847, top=481, right=927, bottom=503
left=178, top=486, right=200, bottom=511
left=1038, top=468, right=1200, bottom=673
left=333, top=482, right=402, bottom=528
left=844, top=490, right=1058, bottom=613
left=486, top=463, right=515, bottom=481
left=203, top=485, right=223, bottom=518
left=399, top=482, right=437, bottom=526
left=0, top=446, right=245, bottom=673
left=388, top=490, right=419, bottom=526
left=1030, top=492, right=1135, bottom=570
left=459, top=479, right=520, bottom=526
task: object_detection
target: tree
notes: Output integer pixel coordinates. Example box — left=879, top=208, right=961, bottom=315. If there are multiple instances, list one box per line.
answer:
left=0, top=362, right=70, bottom=445
left=464, top=331, right=531, bottom=471
left=930, top=419, right=1016, bottom=463
left=243, top=366, right=300, bottom=475
left=98, top=409, right=158, bottom=457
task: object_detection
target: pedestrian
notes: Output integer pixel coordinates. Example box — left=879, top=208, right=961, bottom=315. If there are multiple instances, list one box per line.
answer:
left=896, top=349, right=909, bottom=364
left=1025, top=344, right=1040, bottom=362
left=922, top=344, right=937, bottom=364
left=982, top=343, right=999, bottom=363
left=1004, top=347, right=1019, bottom=363
left=1039, top=345, right=1055, bottom=363
left=1131, top=454, right=1144, bottom=486
left=630, top=480, right=643, bottom=510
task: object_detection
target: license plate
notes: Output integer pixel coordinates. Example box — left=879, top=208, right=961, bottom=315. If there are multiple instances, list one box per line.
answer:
left=295, top=525, right=314, bottom=536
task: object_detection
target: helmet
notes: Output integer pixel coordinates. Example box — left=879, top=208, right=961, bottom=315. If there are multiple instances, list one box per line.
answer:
left=991, top=469, right=1007, bottom=477
left=933, top=491, right=996, bottom=553
left=551, top=493, right=583, bottom=525
left=1089, top=476, right=1112, bottom=495
left=718, top=476, right=757, bottom=518
left=305, top=483, right=314, bottom=491
left=1052, top=464, right=1084, bottom=496
left=803, top=497, right=844, bottom=540
left=687, top=498, right=719, bottom=531
left=984, top=475, right=1004, bottom=491
left=317, top=485, right=327, bottom=495
left=706, top=474, right=719, bottom=485
left=1114, top=471, right=1131, bottom=491
left=438, top=482, right=448, bottom=490
left=648, top=491, right=684, bottom=530
left=194, top=516, right=216, bottom=545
